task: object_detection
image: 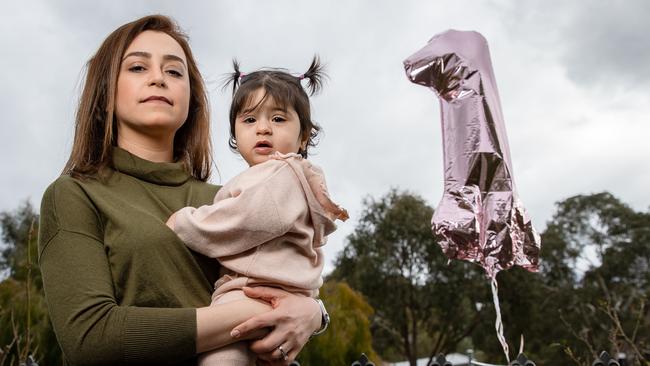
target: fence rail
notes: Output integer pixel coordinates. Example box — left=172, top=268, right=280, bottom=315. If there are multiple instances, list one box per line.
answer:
left=287, top=350, right=629, bottom=366
left=15, top=350, right=630, bottom=366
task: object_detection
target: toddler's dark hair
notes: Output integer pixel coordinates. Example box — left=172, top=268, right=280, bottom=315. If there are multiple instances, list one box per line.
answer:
left=223, top=56, right=326, bottom=158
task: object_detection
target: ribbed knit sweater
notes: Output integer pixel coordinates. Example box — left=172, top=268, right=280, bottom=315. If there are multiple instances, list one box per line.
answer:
left=38, top=147, right=220, bottom=365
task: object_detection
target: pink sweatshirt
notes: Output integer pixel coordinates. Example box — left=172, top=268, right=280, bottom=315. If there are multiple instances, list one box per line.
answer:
left=173, top=153, right=348, bottom=297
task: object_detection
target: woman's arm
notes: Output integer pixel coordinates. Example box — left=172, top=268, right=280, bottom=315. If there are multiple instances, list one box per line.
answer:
left=230, top=287, right=323, bottom=364
left=40, top=210, right=196, bottom=363
left=195, top=298, right=272, bottom=353
left=195, top=287, right=322, bottom=364
left=41, top=232, right=273, bottom=365
left=38, top=178, right=274, bottom=365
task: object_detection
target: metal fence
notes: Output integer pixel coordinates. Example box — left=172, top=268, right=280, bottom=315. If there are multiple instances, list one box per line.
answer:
left=16, top=350, right=630, bottom=366
left=287, top=350, right=629, bottom=366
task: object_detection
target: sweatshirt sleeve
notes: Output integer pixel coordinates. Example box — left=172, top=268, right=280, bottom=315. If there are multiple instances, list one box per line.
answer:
left=173, top=162, right=306, bottom=258
left=38, top=178, right=197, bottom=365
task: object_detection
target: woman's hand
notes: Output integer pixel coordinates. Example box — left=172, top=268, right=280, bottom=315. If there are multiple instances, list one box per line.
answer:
left=230, top=286, right=321, bottom=365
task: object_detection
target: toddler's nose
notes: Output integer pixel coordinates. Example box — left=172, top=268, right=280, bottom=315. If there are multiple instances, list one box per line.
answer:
left=256, top=119, right=272, bottom=134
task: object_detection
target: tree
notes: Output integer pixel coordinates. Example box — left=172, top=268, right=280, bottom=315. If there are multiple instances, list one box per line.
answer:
left=331, top=189, right=486, bottom=366
left=1, top=202, right=39, bottom=284
left=470, top=192, right=650, bottom=365
left=298, top=281, right=379, bottom=365
left=0, top=201, right=62, bottom=365
left=467, top=215, right=581, bottom=364
left=550, top=193, right=650, bottom=365
left=331, top=189, right=649, bottom=365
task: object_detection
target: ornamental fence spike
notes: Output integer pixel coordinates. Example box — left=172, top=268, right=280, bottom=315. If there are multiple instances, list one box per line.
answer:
left=592, top=351, right=620, bottom=366
left=428, top=353, right=452, bottom=366
left=509, top=353, right=536, bottom=366
left=351, top=353, right=375, bottom=366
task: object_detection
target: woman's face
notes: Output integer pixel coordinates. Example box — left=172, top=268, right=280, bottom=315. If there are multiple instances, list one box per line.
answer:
left=115, top=30, right=190, bottom=139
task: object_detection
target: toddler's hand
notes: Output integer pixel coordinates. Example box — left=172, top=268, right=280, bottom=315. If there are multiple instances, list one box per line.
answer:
left=166, top=212, right=178, bottom=230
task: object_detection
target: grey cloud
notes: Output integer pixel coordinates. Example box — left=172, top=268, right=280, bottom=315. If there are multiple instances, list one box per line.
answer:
left=561, top=1, right=650, bottom=88
left=500, top=0, right=650, bottom=88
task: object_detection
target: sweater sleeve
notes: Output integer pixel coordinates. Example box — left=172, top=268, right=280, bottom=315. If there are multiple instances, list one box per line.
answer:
left=38, top=178, right=197, bottom=365
left=173, top=162, right=305, bottom=258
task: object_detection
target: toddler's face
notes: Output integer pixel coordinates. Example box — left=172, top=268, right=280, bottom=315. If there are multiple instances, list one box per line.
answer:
left=235, top=88, right=306, bottom=166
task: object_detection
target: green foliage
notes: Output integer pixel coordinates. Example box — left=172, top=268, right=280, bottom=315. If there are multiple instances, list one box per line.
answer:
left=549, top=193, right=650, bottom=365
left=298, top=281, right=379, bottom=365
left=470, top=192, right=650, bottom=365
left=0, top=278, right=60, bottom=365
left=1, top=202, right=40, bottom=286
left=332, top=190, right=649, bottom=365
left=0, top=201, right=62, bottom=365
left=330, top=188, right=487, bottom=365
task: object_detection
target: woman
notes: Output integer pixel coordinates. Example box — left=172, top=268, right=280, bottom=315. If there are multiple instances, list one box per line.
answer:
left=38, top=15, right=326, bottom=366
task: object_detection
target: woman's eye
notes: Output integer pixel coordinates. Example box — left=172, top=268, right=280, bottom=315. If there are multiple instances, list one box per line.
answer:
left=166, top=69, right=183, bottom=77
left=128, top=65, right=146, bottom=72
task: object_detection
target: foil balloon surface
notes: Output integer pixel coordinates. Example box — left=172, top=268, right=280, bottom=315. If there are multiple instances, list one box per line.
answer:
left=403, top=30, right=541, bottom=279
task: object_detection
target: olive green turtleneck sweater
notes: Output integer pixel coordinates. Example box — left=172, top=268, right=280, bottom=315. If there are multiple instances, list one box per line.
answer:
left=38, top=147, right=221, bottom=365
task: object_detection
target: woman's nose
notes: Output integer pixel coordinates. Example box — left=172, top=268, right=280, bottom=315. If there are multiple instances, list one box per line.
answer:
left=148, top=67, right=167, bottom=87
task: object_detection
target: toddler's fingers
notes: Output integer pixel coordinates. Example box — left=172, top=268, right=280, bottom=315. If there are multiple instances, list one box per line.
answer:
left=242, top=286, right=285, bottom=306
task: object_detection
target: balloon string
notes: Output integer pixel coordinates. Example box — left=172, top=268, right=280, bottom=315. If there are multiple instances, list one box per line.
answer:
left=491, top=276, right=510, bottom=364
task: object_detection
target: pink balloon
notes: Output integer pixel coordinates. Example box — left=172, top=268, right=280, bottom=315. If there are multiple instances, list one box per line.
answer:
left=403, top=30, right=541, bottom=279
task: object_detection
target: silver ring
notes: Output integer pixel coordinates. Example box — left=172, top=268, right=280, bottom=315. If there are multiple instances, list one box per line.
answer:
left=278, top=345, right=288, bottom=361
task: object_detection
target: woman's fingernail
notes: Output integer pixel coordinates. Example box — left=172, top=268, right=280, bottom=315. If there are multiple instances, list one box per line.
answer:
left=230, top=329, right=240, bottom=338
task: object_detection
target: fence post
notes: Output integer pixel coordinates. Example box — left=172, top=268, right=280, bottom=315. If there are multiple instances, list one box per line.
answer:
left=592, top=351, right=621, bottom=366
left=428, top=353, right=452, bottom=366
left=351, top=353, right=375, bottom=366
left=509, top=353, right=535, bottom=366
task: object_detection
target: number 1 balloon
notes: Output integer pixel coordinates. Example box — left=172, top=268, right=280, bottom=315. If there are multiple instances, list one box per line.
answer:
left=403, top=30, right=542, bottom=363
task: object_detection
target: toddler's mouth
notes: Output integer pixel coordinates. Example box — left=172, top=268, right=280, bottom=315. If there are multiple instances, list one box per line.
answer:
left=255, top=141, right=273, bottom=148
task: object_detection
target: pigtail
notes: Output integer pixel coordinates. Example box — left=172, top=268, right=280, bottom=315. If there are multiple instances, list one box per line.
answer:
left=221, top=59, right=244, bottom=96
left=300, top=55, right=327, bottom=96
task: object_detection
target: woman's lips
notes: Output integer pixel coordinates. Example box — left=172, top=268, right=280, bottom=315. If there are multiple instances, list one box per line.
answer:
left=142, top=96, right=172, bottom=105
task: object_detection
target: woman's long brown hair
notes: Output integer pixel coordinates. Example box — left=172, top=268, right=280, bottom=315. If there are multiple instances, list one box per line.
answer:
left=63, top=15, right=212, bottom=181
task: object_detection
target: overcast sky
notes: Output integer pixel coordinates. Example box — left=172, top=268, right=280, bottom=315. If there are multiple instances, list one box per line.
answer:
left=1, top=0, right=649, bottom=273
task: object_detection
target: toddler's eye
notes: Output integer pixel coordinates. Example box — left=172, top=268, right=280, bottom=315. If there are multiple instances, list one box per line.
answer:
left=243, top=117, right=256, bottom=123
left=272, top=116, right=286, bottom=123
